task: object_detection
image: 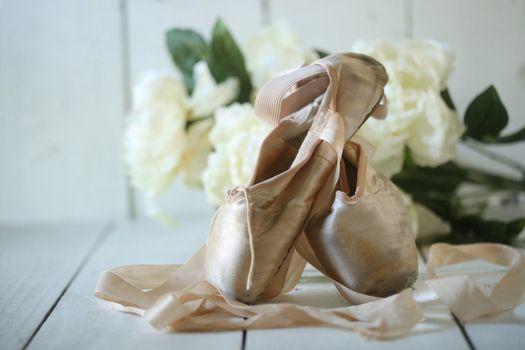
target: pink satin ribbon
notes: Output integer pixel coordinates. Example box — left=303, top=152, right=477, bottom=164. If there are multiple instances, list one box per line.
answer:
left=95, top=242, right=525, bottom=339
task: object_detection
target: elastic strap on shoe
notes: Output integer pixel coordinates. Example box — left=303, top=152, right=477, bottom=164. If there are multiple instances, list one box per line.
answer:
left=255, top=58, right=381, bottom=127
left=316, top=58, right=339, bottom=111
left=254, top=64, right=329, bottom=126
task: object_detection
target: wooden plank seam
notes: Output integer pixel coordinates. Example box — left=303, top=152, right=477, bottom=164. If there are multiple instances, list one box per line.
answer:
left=21, top=223, right=115, bottom=350
left=416, top=244, right=476, bottom=350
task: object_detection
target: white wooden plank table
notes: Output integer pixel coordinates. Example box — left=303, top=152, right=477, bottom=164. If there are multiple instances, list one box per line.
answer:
left=0, top=224, right=107, bottom=350
left=1, top=218, right=524, bottom=350
left=420, top=247, right=525, bottom=350
left=27, top=218, right=242, bottom=350
left=246, top=254, right=471, bottom=350
left=465, top=303, right=525, bottom=350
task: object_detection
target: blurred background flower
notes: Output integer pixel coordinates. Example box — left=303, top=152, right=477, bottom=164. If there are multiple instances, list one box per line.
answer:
left=7, top=1, right=521, bottom=244
left=202, top=103, right=270, bottom=205
left=355, top=40, right=464, bottom=177
left=120, top=19, right=525, bottom=243
left=124, top=71, right=188, bottom=196
left=123, top=60, right=239, bottom=221
left=127, top=21, right=312, bottom=210
left=244, top=21, right=318, bottom=91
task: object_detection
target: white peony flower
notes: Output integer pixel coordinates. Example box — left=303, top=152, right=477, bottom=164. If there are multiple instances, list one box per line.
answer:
left=132, top=71, right=187, bottom=110
left=244, top=21, right=318, bottom=90
left=180, top=118, right=214, bottom=187
left=355, top=39, right=465, bottom=177
left=407, top=89, right=464, bottom=167
left=125, top=61, right=239, bottom=199
left=209, top=102, right=270, bottom=145
left=125, top=72, right=190, bottom=196
left=124, top=102, right=187, bottom=196
left=402, top=39, right=454, bottom=90
left=202, top=103, right=271, bottom=205
left=187, top=61, right=239, bottom=120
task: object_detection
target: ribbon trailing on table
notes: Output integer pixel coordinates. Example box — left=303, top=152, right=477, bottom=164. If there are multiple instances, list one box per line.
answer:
left=95, top=242, right=525, bottom=339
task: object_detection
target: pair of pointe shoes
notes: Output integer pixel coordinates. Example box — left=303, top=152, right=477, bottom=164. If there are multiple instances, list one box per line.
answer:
left=205, top=53, right=418, bottom=304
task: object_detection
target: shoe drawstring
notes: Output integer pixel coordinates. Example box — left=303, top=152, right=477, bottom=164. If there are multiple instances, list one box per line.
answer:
left=238, top=186, right=256, bottom=291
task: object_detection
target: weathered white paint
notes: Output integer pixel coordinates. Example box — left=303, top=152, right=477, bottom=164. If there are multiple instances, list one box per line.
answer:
left=413, top=0, right=525, bottom=177
left=0, top=0, right=523, bottom=228
left=246, top=252, right=471, bottom=350
left=270, top=0, right=406, bottom=51
left=126, top=0, right=263, bottom=219
left=0, top=0, right=127, bottom=224
left=420, top=246, right=525, bottom=350
left=0, top=225, right=105, bottom=350
left=28, top=218, right=241, bottom=350
left=0, top=220, right=523, bottom=348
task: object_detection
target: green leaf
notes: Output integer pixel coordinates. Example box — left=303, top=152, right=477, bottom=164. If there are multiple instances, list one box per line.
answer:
left=506, top=218, right=525, bottom=237
left=314, top=48, right=330, bottom=58
left=393, top=147, right=525, bottom=230
left=470, top=218, right=509, bottom=242
left=393, top=151, right=466, bottom=197
left=392, top=165, right=463, bottom=195
left=490, top=125, right=525, bottom=144
left=398, top=148, right=525, bottom=245
left=464, top=85, right=509, bottom=142
left=208, top=18, right=252, bottom=103
left=392, top=153, right=467, bottom=220
left=450, top=216, right=525, bottom=244
left=165, top=28, right=209, bottom=94
left=440, top=88, right=456, bottom=111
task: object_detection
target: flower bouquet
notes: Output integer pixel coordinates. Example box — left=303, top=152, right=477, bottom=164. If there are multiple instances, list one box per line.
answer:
left=125, top=18, right=525, bottom=245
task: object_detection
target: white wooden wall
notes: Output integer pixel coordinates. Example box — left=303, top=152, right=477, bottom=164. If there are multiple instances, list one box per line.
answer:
left=1, top=0, right=524, bottom=224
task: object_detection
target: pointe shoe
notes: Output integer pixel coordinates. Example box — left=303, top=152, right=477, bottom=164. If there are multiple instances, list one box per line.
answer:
left=303, top=139, right=418, bottom=298
left=205, top=53, right=388, bottom=304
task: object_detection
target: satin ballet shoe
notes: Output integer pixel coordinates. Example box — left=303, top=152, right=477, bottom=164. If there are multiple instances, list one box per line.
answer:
left=205, top=53, right=389, bottom=304
left=255, top=52, right=388, bottom=136
left=205, top=102, right=339, bottom=304
left=303, top=139, right=418, bottom=298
